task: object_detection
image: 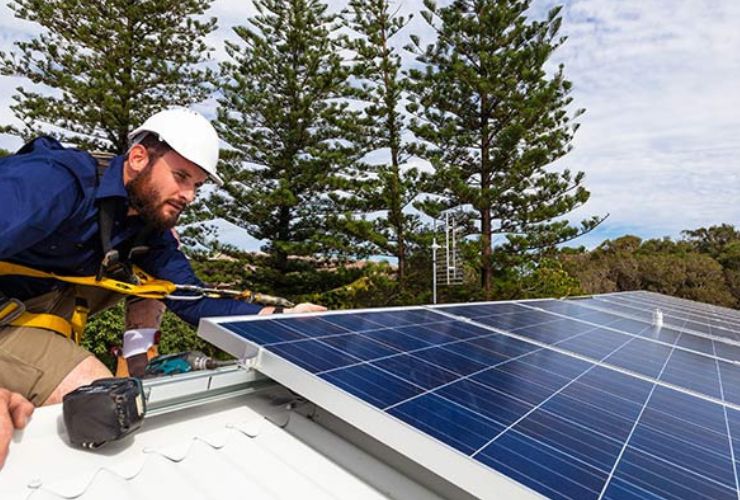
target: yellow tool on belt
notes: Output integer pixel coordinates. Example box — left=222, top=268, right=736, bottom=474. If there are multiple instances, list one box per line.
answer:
left=0, top=260, right=293, bottom=343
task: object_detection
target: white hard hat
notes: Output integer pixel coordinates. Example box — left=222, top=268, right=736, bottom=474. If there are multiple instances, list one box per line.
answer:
left=128, top=107, right=223, bottom=186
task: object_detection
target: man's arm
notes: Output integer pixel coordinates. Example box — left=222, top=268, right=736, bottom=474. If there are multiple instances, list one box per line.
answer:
left=120, top=297, right=166, bottom=377
left=0, top=388, right=34, bottom=469
left=137, top=231, right=325, bottom=325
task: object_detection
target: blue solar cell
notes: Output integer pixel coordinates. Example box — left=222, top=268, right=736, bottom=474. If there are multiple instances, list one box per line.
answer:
left=435, top=379, right=532, bottom=426
left=517, top=349, right=593, bottom=380
left=602, top=477, right=665, bottom=500
left=718, top=361, right=740, bottom=406
left=726, top=408, right=740, bottom=451
left=321, top=312, right=388, bottom=331
left=269, top=339, right=359, bottom=373
left=466, top=334, right=539, bottom=358
left=629, top=418, right=735, bottom=487
left=511, top=319, right=591, bottom=344
left=676, top=334, right=716, bottom=355
left=659, top=350, right=722, bottom=399
left=321, top=364, right=423, bottom=408
left=603, top=317, right=653, bottom=336
left=438, top=338, right=510, bottom=366
left=388, top=394, right=504, bottom=455
left=473, top=310, right=560, bottom=331
left=512, top=407, right=623, bottom=471
left=270, top=316, right=349, bottom=337
left=541, top=391, right=639, bottom=443
left=524, top=300, right=619, bottom=323
left=223, top=319, right=307, bottom=345
left=605, top=446, right=737, bottom=500
left=411, top=346, right=488, bottom=376
left=603, top=339, right=672, bottom=378
left=471, top=354, right=585, bottom=406
left=715, top=342, right=740, bottom=362
left=360, top=327, right=432, bottom=351
left=437, top=302, right=528, bottom=318
left=477, top=430, right=609, bottom=500
left=320, top=334, right=400, bottom=361
left=372, top=354, right=459, bottom=390
left=395, top=324, right=465, bottom=346
left=569, top=366, right=653, bottom=406
left=556, top=328, right=631, bottom=359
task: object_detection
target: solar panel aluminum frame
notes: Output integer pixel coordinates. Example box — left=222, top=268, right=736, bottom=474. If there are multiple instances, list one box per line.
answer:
left=198, top=308, right=542, bottom=500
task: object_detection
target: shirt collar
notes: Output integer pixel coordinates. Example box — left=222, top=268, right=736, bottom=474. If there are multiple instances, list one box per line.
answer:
left=95, top=155, right=128, bottom=200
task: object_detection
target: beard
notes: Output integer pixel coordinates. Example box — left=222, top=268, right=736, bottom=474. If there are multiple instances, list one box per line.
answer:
left=126, top=164, right=182, bottom=231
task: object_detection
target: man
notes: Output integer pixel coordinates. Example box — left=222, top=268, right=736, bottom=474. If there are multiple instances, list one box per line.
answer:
left=0, top=107, right=324, bottom=466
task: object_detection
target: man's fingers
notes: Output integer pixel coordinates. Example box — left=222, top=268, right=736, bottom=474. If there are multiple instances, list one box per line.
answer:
left=9, top=393, right=34, bottom=430
left=0, top=391, right=14, bottom=469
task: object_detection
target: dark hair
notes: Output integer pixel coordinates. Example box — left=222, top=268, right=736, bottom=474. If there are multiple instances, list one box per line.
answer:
left=127, top=132, right=173, bottom=163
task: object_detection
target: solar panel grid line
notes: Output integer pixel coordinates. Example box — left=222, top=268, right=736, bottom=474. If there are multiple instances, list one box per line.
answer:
left=380, top=320, right=615, bottom=414
left=470, top=333, right=635, bottom=458
left=428, top=306, right=738, bottom=410
left=525, top=301, right=740, bottom=368
left=633, top=291, right=740, bottom=319
left=712, top=341, right=740, bottom=494
left=597, top=323, right=683, bottom=498
left=608, top=293, right=740, bottom=332
left=608, top=298, right=740, bottom=349
left=597, top=296, right=740, bottom=339
left=569, top=297, right=740, bottom=352
left=615, top=294, right=738, bottom=323
left=251, top=339, right=537, bottom=499
left=517, top=301, right=740, bottom=365
left=315, top=324, right=506, bottom=378
left=591, top=296, right=738, bottom=339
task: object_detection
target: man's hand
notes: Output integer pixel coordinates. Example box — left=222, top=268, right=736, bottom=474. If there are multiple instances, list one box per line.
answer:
left=287, top=303, right=327, bottom=314
left=0, top=388, right=34, bottom=469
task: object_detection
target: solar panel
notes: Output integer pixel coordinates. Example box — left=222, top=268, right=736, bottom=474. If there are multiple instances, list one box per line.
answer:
left=199, top=293, right=740, bottom=499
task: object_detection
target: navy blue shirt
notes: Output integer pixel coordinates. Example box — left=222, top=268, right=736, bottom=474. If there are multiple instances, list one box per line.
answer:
left=0, top=137, right=262, bottom=325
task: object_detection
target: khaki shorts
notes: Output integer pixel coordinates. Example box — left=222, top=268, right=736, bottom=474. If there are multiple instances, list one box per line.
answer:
left=0, top=286, right=123, bottom=406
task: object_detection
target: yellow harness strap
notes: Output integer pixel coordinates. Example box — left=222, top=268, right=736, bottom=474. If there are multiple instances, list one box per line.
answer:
left=0, top=261, right=176, bottom=343
left=9, top=312, right=74, bottom=339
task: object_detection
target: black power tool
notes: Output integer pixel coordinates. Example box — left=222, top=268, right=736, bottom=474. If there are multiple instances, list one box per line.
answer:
left=62, top=377, right=145, bottom=449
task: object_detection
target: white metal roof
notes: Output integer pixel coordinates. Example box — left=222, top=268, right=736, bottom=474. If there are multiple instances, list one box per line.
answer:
left=0, top=369, right=446, bottom=500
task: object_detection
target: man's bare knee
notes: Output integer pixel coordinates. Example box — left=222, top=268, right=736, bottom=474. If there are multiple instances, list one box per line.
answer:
left=43, top=356, right=112, bottom=406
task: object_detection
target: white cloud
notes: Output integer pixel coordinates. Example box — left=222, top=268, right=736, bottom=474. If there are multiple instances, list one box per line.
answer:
left=1, top=0, right=738, bottom=251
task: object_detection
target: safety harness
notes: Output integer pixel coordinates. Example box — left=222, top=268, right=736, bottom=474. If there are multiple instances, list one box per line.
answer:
left=0, top=149, right=293, bottom=343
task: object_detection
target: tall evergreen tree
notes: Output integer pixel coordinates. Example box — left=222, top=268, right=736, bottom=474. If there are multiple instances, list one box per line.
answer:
left=340, top=0, right=420, bottom=281
left=0, top=0, right=216, bottom=153
left=407, top=0, right=604, bottom=297
left=207, top=0, right=358, bottom=271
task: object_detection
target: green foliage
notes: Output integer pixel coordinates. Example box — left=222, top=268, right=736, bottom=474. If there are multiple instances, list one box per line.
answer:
left=406, top=0, right=604, bottom=296
left=1, top=0, right=217, bottom=153
left=561, top=231, right=738, bottom=308
left=195, top=0, right=360, bottom=270
left=0, top=148, right=10, bottom=157
left=336, top=0, right=422, bottom=281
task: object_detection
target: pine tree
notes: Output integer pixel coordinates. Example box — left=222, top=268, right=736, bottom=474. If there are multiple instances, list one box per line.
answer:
left=341, top=0, right=420, bottom=281
left=0, top=0, right=216, bottom=153
left=206, top=0, right=359, bottom=272
left=407, top=0, right=604, bottom=297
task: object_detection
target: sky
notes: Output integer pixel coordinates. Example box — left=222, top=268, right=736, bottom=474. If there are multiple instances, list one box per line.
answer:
left=1, top=0, right=738, bottom=252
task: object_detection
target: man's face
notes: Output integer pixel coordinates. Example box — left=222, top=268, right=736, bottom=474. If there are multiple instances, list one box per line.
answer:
left=126, top=150, right=208, bottom=230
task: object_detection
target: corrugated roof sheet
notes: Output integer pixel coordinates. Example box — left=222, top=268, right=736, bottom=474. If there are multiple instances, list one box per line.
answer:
left=2, top=386, right=442, bottom=500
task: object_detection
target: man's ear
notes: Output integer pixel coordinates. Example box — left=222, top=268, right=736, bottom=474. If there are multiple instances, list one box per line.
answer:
left=125, top=144, right=150, bottom=180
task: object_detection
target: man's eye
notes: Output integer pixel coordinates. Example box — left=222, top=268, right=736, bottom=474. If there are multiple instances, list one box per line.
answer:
left=174, top=171, right=186, bottom=181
